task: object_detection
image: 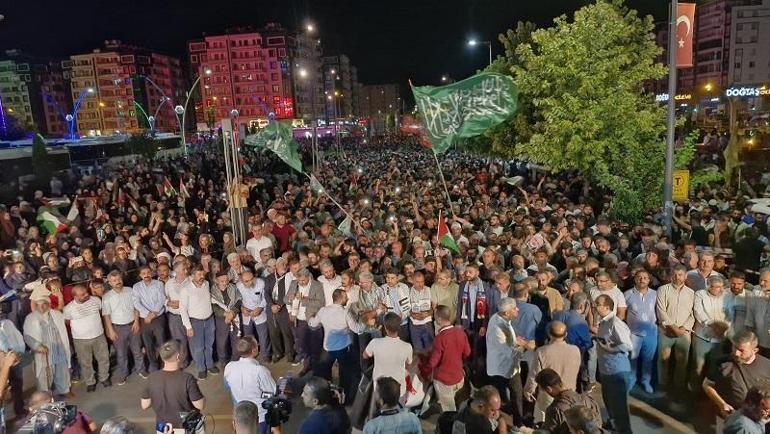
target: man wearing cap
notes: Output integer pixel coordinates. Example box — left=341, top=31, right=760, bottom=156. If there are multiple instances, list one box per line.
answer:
left=23, top=287, right=73, bottom=397
left=263, top=258, right=295, bottom=364
left=211, top=270, right=242, bottom=367
left=133, top=266, right=167, bottom=372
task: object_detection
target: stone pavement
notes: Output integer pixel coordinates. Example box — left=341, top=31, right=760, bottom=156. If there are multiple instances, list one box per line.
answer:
left=5, top=356, right=697, bottom=434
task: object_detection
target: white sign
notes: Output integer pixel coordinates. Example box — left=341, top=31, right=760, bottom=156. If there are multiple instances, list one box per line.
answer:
left=725, top=86, right=769, bottom=97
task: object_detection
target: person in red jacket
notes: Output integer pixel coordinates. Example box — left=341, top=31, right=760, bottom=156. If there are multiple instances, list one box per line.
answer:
left=428, top=304, right=471, bottom=412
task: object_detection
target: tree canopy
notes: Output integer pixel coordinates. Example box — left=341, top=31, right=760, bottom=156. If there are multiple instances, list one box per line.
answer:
left=484, top=0, right=670, bottom=221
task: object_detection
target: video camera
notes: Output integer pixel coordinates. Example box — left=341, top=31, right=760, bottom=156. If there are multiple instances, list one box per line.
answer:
left=15, top=402, right=77, bottom=434
left=178, top=409, right=204, bottom=434
left=261, top=377, right=292, bottom=428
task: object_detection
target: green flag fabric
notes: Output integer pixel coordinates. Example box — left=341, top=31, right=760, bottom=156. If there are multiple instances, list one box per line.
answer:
left=243, top=122, right=303, bottom=173
left=411, top=72, right=519, bottom=154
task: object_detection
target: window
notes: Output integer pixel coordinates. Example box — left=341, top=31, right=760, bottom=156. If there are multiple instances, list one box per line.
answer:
left=191, top=55, right=198, bottom=63
left=749, top=61, right=755, bottom=68
left=271, top=73, right=279, bottom=81
left=272, top=85, right=279, bottom=92
left=735, top=62, right=742, bottom=68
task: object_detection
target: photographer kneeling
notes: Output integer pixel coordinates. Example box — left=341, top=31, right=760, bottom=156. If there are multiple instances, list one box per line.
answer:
left=298, top=377, right=351, bottom=434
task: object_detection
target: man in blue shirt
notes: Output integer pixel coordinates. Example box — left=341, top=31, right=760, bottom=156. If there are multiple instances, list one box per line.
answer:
left=595, top=294, right=633, bottom=434
left=553, top=292, right=593, bottom=393
left=624, top=270, right=657, bottom=394
left=511, top=284, right=543, bottom=344
left=363, top=376, right=422, bottom=434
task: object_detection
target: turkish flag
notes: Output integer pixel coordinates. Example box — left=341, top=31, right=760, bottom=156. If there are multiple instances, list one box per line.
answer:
left=676, top=3, right=696, bottom=68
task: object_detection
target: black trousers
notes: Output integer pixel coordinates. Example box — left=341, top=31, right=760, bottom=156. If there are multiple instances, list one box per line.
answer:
left=489, top=372, right=524, bottom=427
left=141, top=314, right=167, bottom=372
left=9, top=363, right=24, bottom=415
left=266, top=307, right=295, bottom=360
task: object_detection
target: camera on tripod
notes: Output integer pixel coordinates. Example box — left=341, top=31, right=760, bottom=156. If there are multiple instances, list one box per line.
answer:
left=16, top=402, right=77, bottom=434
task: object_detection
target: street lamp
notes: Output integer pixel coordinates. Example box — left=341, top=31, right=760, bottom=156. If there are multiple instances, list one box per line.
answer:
left=44, top=87, right=95, bottom=140
left=441, top=75, right=448, bottom=82
left=178, top=68, right=212, bottom=155
left=467, top=39, right=492, bottom=66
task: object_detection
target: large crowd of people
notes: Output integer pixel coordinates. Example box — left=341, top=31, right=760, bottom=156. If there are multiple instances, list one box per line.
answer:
left=0, top=136, right=769, bottom=434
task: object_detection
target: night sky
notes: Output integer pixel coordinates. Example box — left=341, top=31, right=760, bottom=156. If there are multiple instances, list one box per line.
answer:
left=0, top=0, right=666, bottom=87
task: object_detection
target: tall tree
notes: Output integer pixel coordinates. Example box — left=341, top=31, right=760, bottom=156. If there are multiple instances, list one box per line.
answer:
left=511, top=0, right=667, bottom=221
left=31, top=133, right=52, bottom=187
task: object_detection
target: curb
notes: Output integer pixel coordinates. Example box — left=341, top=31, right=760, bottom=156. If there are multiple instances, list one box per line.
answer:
left=629, top=396, right=696, bottom=434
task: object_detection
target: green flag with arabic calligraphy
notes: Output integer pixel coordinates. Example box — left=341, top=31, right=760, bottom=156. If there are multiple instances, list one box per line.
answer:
left=243, top=121, right=303, bottom=173
left=411, top=72, right=518, bottom=154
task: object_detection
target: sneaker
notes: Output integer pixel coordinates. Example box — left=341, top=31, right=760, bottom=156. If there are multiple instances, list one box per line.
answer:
left=86, top=384, right=96, bottom=393
left=197, top=371, right=207, bottom=380
left=642, top=383, right=654, bottom=395
left=117, top=378, right=127, bottom=386
left=139, top=371, right=149, bottom=379
left=101, top=379, right=112, bottom=388
left=208, top=367, right=220, bottom=375
left=291, top=358, right=303, bottom=367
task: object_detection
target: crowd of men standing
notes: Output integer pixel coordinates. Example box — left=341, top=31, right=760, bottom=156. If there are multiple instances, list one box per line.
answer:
left=0, top=139, right=769, bottom=434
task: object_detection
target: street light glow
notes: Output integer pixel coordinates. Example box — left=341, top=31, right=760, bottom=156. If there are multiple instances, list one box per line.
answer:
left=87, top=88, right=95, bottom=93
left=468, top=39, right=478, bottom=46
left=299, top=69, right=308, bottom=78
left=327, top=95, right=333, bottom=100
left=705, top=83, right=713, bottom=91
left=441, top=75, right=447, bottom=82
left=306, top=23, right=315, bottom=33
left=204, top=68, right=212, bottom=76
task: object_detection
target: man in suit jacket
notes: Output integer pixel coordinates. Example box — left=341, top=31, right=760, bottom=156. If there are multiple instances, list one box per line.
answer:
left=524, top=321, right=582, bottom=425
left=285, top=268, right=325, bottom=374
left=264, top=258, right=296, bottom=364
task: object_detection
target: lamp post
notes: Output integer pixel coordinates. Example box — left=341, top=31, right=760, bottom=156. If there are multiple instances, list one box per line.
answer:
left=178, top=68, right=212, bottom=155
left=467, top=39, right=492, bottom=66
left=44, top=87, right=95, bottom=140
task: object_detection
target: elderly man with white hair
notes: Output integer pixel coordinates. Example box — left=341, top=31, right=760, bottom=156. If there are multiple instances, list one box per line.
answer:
left=693, top=275, right=730, bottom=385
left=23, top=287, right=72, bottom=397
left=486, top=296, right=526, bottom=427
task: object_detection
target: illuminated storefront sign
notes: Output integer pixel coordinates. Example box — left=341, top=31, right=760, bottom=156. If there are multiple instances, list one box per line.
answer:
left=655, top=93, right=692, bottom=102
left=725, top=86, right=770, bottom=97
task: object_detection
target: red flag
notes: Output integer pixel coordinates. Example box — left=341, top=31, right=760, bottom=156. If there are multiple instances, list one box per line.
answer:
left=676, top=3, right=696, bottom=68
left=437, top=210, right=460, bottom=255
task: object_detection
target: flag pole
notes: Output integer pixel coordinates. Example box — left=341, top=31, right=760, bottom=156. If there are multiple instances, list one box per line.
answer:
left=306, top=173, right=358, bottom=228
left=432, top=150, right=455, bottom=217
left=663, top=0, right=678, bottom=238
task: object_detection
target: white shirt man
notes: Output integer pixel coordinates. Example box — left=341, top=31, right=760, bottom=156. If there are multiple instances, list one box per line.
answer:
left=245, top=225, right=273, bottom=265
left=364, top=313, right=413, bottom=396
left=224, top=337, right=277, bottom=429
left=103, top=275, right=144, bottom=383
left=317, top=262, right=342, bottom=307
left=63, top=286, right=111, bottom=389
left=180, top=279, right=214, bottom=330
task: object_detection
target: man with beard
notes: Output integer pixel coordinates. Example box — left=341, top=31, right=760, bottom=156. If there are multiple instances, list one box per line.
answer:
left=704, top=331, right=770, bottom=431
left=263, top=258, right=295, bottom=363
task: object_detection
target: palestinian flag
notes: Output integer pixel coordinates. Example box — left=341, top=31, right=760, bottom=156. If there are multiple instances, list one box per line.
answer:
left=37, top=210, right=68, bottom=235
left=163, top=177, right=177, bottom=197
left=437, top=210, right=460, bottom=255
left=179, top=179, right=190, bottom=200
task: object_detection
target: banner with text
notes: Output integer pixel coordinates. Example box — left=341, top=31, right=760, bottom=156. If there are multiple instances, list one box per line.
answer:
left=411, top=72, right=518, bottom=154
